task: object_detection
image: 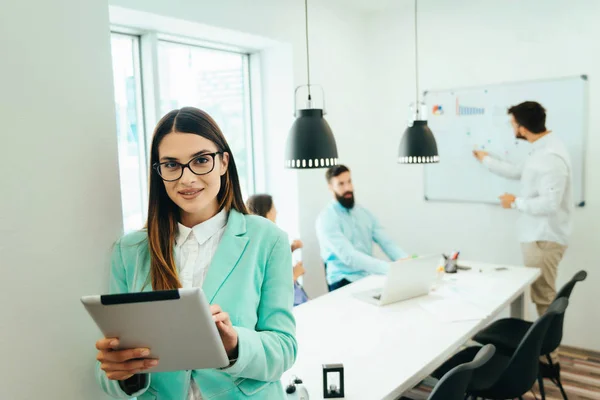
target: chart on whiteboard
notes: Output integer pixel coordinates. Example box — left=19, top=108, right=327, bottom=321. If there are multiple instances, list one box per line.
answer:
left=423, top=76, right=586, bottom=205
left=436, top=94, right=530, bottom=162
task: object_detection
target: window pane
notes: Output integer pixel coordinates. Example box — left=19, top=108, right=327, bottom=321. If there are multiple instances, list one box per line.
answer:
left=157, top=42, right=254, bottom=197
left=110, top=34, right=146, bottom=232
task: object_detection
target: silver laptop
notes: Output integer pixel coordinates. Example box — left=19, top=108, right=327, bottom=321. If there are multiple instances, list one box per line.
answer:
left=354, top=255, right=439, bottom=306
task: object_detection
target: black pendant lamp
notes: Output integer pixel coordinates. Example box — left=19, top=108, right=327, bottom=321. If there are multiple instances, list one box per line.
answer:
left=285, top=0, right=338, bottom=169
left=398, top=0, right=439, bottom=164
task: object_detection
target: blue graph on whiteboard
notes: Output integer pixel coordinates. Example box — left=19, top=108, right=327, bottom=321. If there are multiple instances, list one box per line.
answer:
left=456, top=97, right=485, bottom=116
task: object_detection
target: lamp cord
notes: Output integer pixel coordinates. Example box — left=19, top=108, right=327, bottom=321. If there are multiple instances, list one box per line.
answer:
left=305, top=0, right=312, bottom=101
left=414, top=0, right=420, bottom=118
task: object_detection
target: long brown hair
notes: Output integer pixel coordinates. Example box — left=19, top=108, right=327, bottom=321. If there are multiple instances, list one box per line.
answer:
left=146, top=107, right=248, bottom=290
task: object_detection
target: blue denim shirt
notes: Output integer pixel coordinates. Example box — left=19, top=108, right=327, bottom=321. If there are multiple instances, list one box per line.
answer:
left=316, top=201, right=407, bottom=285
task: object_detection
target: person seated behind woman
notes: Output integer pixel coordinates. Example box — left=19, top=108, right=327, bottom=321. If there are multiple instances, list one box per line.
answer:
left=247, top=194, right=309, bottom=306
left=94, top=107, right=296, bottom=399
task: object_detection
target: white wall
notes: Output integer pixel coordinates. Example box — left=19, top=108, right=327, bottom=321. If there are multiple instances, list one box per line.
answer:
left=0, top=0, right=122, bottom=398
left=362, top=0, right=600, bottom=351
left=108, top=0, right=371, bottom=296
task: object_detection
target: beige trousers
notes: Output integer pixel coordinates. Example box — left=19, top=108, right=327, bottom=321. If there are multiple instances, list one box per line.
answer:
left=521, top=241, right=567, bottom=364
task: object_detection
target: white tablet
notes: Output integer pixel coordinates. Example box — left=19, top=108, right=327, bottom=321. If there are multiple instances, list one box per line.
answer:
left=81, top=288, right=229, bottom=373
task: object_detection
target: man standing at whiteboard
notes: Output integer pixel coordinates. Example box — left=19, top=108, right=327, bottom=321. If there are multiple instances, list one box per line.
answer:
left=473, top=101, right=573, bottom=371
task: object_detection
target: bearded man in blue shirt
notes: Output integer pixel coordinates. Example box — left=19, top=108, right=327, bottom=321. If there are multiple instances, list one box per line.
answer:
left=316, top=165, right=409, bottom=292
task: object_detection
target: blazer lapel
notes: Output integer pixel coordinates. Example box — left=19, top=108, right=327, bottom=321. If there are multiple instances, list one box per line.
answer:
left=203, top=210, right=249, bottom=303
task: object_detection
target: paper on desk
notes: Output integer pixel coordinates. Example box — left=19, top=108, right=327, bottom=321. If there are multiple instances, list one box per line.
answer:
left=419, top=296, right=489, bottom=323
left=433, top=279, right=495, bottom=306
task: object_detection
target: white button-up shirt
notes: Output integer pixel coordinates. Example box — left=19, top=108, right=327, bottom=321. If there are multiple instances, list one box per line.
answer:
left=483, top=133, right=573, bottom=245
left=175, top=209, right=228, bottom=400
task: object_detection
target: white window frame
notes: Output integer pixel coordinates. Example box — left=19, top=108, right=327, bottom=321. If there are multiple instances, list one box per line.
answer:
left=110, top=31, right=149, bottom=229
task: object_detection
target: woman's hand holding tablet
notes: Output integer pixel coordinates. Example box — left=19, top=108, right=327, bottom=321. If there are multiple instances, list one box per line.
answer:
left=95, top=338, right=159, bottom=381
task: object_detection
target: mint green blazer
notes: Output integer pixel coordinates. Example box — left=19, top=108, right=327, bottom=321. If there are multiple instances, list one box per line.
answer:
left=96, top=210, right=297, bottom=399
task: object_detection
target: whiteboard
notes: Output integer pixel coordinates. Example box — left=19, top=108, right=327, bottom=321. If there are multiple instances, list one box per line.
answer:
left=423, top=76, right=587, bottom=206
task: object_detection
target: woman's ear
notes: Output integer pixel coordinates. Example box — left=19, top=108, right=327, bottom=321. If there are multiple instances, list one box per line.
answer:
left=220, top=152, right=230, bottom=176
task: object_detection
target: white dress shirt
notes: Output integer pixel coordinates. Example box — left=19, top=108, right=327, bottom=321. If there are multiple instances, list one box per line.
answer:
left=483, top=133, right=573, bottom=245
left=175, top=210, right=228, bottom=400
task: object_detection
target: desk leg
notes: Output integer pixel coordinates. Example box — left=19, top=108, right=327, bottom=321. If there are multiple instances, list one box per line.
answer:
left=510, top=292, right=525, bottom=319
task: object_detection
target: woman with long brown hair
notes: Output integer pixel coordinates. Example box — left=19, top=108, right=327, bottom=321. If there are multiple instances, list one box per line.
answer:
left=94, top=107, right=297, bottom=399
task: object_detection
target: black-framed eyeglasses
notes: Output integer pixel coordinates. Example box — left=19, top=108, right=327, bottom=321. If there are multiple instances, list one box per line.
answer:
left=153, top=152, right=223, bottom=182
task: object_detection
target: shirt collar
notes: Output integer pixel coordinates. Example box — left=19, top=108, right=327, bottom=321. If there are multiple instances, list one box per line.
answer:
left=176, top=209, right=228, bottom=246
left=531, top=131, right=553, bottom=151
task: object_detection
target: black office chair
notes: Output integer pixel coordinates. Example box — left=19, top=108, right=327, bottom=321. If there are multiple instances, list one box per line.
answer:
left=473, top=270, right=587, bottom=399
left=432, top=298, right=569, bottom=400
left=323, top=261, right=331, bottom=292
left=428, top=344, right=496, bottom=400
left=399, top=345, right=496, bottom=400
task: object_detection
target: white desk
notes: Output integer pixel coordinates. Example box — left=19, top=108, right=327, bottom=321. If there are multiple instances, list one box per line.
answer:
left=282, top=261, right=540, bottom=400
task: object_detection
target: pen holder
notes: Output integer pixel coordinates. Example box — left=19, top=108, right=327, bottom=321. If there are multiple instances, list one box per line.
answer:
left=444, top=259, right=458, bottom=273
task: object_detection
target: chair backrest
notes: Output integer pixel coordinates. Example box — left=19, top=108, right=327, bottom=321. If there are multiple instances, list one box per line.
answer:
left=542, top=270, right=587, bottom=354
left=428, top=345, right=496, bottom=400
left=491, top=298, right=568, bottom=398
left=323, top=261, right=330, bottom=292
left=555, top=270, right=587, bottom=299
